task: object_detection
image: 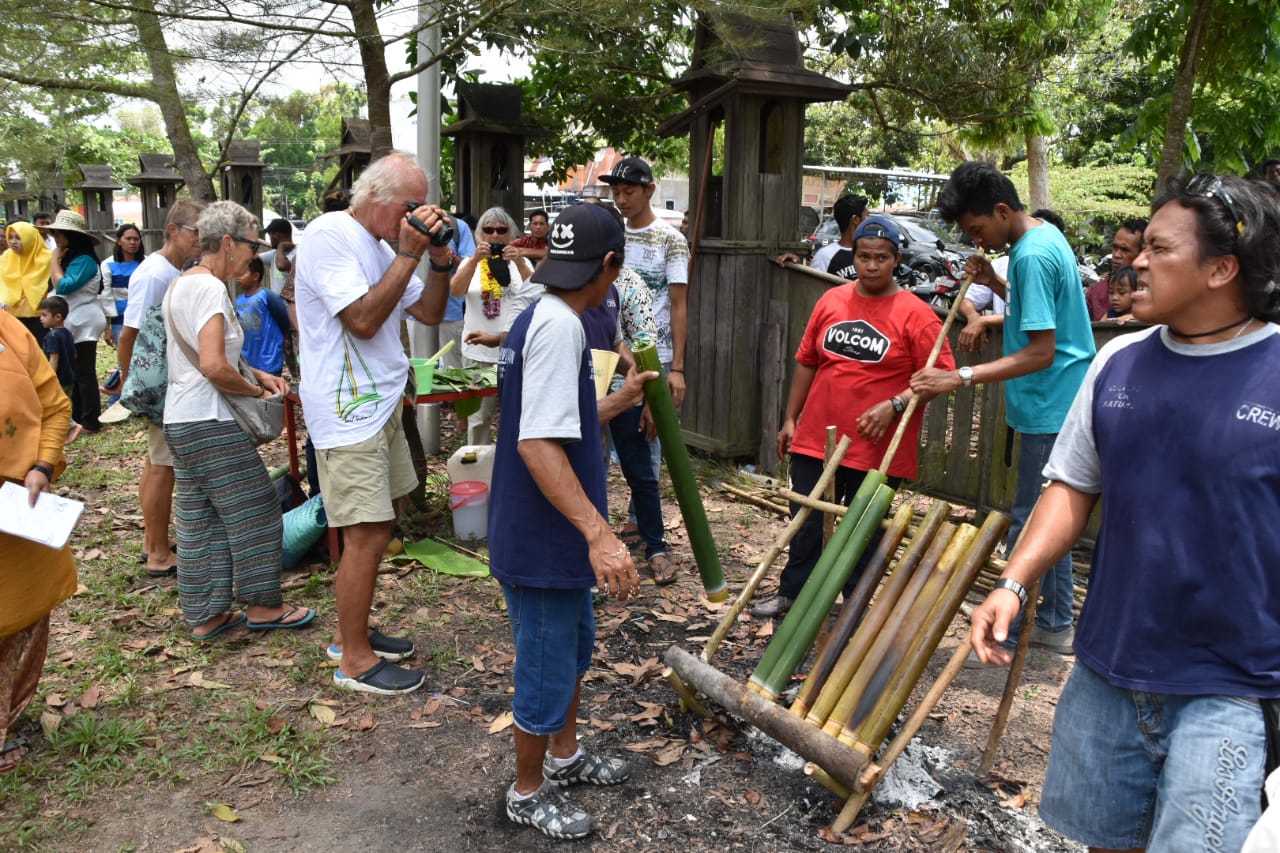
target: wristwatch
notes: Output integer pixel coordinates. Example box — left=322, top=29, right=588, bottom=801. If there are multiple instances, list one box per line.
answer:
left=958, top=366, right=974, bottom=387
left=993, top=577, right=1028, bottom=609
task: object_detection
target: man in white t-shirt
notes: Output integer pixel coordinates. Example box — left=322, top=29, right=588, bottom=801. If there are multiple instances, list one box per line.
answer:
left=294, top=152, right=453, bottom=696
left=117, top=200, right=203, bottom=577
left=261, top=219, right=296, bottom=294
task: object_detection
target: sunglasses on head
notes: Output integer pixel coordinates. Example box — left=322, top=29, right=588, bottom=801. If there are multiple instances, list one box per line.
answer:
left=1187, top=174, right=1245, bottom=237
left=482, top=226, right=509, bottom=235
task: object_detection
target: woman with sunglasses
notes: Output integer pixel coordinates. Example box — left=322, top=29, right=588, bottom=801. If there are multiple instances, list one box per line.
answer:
left=452, top=206, right=538, bottom=444
left=162, top=201, right=313, bottom=642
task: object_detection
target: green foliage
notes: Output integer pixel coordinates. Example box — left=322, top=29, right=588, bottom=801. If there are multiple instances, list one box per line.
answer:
left=1006, top=162, right=1155, bottom=250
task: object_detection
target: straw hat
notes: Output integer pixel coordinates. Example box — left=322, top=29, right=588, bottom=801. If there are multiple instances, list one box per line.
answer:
left=41, top=210, right=101, bottom=243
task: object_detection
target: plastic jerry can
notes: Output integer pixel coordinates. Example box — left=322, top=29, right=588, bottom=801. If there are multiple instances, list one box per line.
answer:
left=447, top=444, right=496, bottom=491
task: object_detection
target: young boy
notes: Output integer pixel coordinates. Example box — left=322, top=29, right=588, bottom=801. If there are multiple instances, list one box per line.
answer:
left=1106, top=264, right=1137, bottom=322
left=235, top=256, right=292, bottom=376
left=39, top=295, right=76, bottom=399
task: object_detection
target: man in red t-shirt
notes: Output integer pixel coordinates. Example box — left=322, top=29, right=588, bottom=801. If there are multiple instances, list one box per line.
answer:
left=752, top=216, right=955, bottom=617
left=1085, top=220, right=1145, bottom=320
left=511, top=209, right=549, bottom=266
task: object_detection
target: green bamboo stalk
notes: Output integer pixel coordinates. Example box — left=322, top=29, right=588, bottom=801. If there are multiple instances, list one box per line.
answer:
left=753, top=483, right=895, bottom=699
left=790, top=502, right=913, bottom=720
left=632, top=341, right=726, bottom=601
left=799, top=502, right=951, bottom=727
left=850, top=511, right=1010, bottom=752
left=748, top=472, right=886, bottom=695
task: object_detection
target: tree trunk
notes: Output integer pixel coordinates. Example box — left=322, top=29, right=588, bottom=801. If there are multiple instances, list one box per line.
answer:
left=131, top=0, right=217, bottom=202
left=350, top=0, right=394, bottom=157
left=1025, top=133, right=1050, bottom=211
left=1156, top=0, right=1215, bottom=192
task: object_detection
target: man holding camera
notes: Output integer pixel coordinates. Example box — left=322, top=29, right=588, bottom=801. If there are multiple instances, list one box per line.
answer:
left=294, top=152, right=453, bottom=695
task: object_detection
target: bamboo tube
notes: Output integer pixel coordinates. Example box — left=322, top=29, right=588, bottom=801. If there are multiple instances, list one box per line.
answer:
left=805, top=762, right=851, bottom=800
left=720, top=483, right=789, bottom=517
left=790, top=503, right=913, bottom=720
left=847, top=512, right=1010, bottom=752
left=801, top=504, right=952, bottom=727
left=818, top=522, right=962, bottom=736
left=778, top=489, right=850, bottom=518
left=748, top=472, right=886, bottom=694
left=633, top=341, right=726, bottom=601
left=980, top=576, right=1041, bottom=774
left=703, top=436, right=853, bottom=662
left=664, top=646, right=870, bottom=790
left=664, top=667, right=713, bottom=719
left=750, top=482, right=894, bottom=699
left=876, top=263, right=977, bottom=476
left=823, top=426, right=838, bottom=547
left=835, top=524, right=978, bottom=742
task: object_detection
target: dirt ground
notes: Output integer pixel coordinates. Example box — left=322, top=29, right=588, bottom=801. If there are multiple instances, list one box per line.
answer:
left=1, top=413, right=1085, bottom=852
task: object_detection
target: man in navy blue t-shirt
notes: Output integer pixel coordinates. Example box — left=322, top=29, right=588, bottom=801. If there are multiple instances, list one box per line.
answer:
left=490, top=204, right=655, bottom=841
left=969, top=174, right=1280, bottom=852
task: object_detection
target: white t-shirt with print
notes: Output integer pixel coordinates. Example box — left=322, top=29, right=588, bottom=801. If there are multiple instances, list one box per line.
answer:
left=122, top=253, right=180, bottom=330
left=623, top=218, right=689, bottom=364
left=294, top=210, right=424, bottom=449
left=162, top=273, right=240, bottom=424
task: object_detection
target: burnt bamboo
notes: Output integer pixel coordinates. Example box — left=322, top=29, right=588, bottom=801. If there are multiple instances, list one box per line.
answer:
left=836, top=524, right=979, bottom=741
left=819, top=523, right=966, bottom=736
left=823, top=426, right=838, bottom=547
left=748, top=473, right=886, bottom=696
left=805, top=762, right=851, bottom=800
left=704, top=436, right=853, bottom=662
left=848, top=512, right=1010, bottom=752
left=979, top=576, right=1042, bottom=774
left=790, top=502, right=914, bottom=720
left=664, top=666, right=712, bottom=719
left=800, top=503, right=952, bottom=727
left=633, top=341, right=725, bottom=601
left=664, top=646, right=870, bottom=790
left=750, top=482, right=894, bottom=699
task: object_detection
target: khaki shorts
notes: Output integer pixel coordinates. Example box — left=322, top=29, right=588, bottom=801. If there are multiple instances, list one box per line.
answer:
left=147, top=422, right=174, bottom=467
left=316, top=414, right=419, bottom=528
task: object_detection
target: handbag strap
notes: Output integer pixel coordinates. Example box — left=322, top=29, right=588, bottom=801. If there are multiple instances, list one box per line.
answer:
left=165, top=280, right=261, bottom=395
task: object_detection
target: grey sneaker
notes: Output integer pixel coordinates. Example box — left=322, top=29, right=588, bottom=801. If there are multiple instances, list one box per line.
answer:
left=1029, top=624, right=1075, bottom=655
left=505, top=783, right=594, bottom=840
left=543, top=751, right=631, bottom=787
left=750, top=594, right=794, bottom=618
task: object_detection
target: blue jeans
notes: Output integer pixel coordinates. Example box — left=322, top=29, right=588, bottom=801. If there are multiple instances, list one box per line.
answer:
left=627, top=361, right=668, bottom=536
left=610, top=402, right=667, bottom=559
left=1008, top=431, right=1074, bottom=637
left=500, top=583, right=594, bottom=736
left=1041, top=662, right=1265, bottom=851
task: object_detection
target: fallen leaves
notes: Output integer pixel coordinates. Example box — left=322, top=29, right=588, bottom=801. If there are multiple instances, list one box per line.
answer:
left=187, top=672, right=232, bottom=690
left=488, top=711, right=514, bottom=734
left=206, top=802, right=241, bottom=823
left=308, top=703, right=337, bottom=727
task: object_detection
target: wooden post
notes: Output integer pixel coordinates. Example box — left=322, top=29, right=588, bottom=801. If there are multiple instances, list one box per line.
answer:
left=758, top=299, right=787, bottom=475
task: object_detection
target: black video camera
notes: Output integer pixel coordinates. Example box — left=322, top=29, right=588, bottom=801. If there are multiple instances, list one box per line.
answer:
left=404, top=202, right=455, bottom=247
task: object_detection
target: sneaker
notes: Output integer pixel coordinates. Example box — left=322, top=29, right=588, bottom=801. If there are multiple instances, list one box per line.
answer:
left=1029, top=624, right=1075, bottom=655
left=326, top=629, right=416, bottom=662
left=505, top=783, right=594, bottom=840
left=543, top=751, right=631, bottom=787
left=749, top=594, right=794, bottom=618
left=333, top=660, right=425, bottom=695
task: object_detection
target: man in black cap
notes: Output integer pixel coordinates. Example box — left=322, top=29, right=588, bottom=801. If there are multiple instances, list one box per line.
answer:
left=489, top=204, right=655, bottom=840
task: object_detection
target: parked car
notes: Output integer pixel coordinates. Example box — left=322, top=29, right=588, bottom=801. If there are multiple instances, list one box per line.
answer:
left=807, top=212, right=970, bottom=283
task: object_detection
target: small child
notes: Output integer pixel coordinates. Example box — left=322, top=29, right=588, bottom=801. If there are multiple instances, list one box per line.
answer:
left=39, top=296, right=76, bottom=399
left=235, top=256, right=292, bottom=376
left=1107, top=264, right=1138, bottom=323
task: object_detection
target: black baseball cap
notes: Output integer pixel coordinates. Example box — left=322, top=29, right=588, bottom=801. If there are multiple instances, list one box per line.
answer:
left=264, top=218, right=292, bottom=235
left=530, top=205, right=625, bottom=292
left=599, top=156, right=654, bottom=187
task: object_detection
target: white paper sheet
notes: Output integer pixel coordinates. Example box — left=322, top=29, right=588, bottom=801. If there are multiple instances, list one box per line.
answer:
left=0, top=480, right=84, bottom=549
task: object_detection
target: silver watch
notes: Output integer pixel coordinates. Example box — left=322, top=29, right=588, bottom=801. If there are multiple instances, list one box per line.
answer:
left=993, top=577, right=1028, bottom=609
left=958, top=366, right=974, bottom=387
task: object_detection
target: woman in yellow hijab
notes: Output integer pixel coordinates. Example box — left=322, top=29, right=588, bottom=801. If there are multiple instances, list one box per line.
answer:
left=0, top=222, right=53, bottom=345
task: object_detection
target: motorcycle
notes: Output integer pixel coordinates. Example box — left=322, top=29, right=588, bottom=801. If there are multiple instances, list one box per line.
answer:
left=907, top=255, right=966, bottom=311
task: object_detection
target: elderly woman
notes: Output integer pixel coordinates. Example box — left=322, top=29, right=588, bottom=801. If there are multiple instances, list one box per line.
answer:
left=163, top=201, right=314, bottom=640
left=0, top=309, right=76, bottom=772
left=0, top=222, right=53, bottom=346
left=46, top=211, right=107, bottom=438
left=452, top=206, right=537, bottom=444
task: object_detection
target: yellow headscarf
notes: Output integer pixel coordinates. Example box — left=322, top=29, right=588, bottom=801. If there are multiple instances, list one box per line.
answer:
left=0, top=222, right=52, bottom=318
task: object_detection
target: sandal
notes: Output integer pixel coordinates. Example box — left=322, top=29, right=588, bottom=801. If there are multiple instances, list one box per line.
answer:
left=246, top=605, right=316, bottom=631
left=0, top=734, right=30, bottom=773
left=619, top=527, right=643, bottom=549
left=648, top=553, right=678, bottom=586
left=191, top=611, right=246, bottom=641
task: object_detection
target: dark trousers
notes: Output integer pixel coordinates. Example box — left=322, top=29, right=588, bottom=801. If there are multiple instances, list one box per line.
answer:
left=19, top=316, right=45, bottom=349
left=777, top=453, right=900, bottom=601
left=72, top=340, right=101, bottom=431
left=609, top=402, right=666, bottom=559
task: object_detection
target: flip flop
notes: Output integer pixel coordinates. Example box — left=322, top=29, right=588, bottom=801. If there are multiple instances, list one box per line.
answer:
left=145, top=564, right=178, bottom=578
left=0, top=734, right=30, bottom=773
left=246, top=605, right=316, bottom=631
left=191, top=612, right=246, bottom=641
left=649, top=553, right=678, bottom=586
left=619, top=528, right=643, bottom=548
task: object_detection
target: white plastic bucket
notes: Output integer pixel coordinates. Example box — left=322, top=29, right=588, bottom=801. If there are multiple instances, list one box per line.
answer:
left=450, top=480, right=489, bottom=541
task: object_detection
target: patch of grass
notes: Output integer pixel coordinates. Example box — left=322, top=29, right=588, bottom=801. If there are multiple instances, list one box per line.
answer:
left=211, top=701, right=335, bottom=793
left=50, top=713, right=148, bottom=801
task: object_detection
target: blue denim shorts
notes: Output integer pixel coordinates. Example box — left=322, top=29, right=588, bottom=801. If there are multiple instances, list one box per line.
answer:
left=500, top=583, right=595, bottom=736
left=1041, top=662, right=1265, bottom=851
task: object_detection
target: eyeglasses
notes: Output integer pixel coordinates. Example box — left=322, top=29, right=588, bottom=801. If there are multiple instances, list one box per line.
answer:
left=178, top=224, right=199, bottom=235
left=482, top=226, right=509, bottom=235
left=230, top=235, right=259, bottom=248
left=1187, top=174, right=1245, bottom=237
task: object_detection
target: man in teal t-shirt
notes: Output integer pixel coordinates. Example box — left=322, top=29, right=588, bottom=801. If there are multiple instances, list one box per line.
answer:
left=912, top=161, right=1094, bottom=657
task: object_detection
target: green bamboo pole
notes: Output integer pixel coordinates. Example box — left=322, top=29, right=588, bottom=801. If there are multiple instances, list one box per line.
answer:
left=747, top=471, right=886, bottom=695
left=848, top=511, right=1010, bottom=752
left=823, top=523, right=974, bottom=739
left=799, top=503, right=951, bottom=727
left=632, top=341, right=726, bottom=602
left=789, top=502, right=913, bottom=720
left=752, top=483, right=895, bottom=699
